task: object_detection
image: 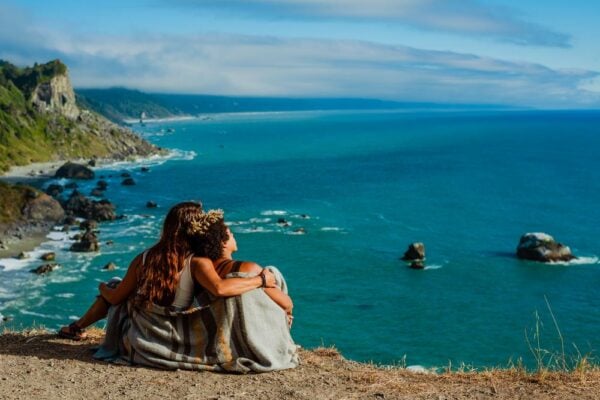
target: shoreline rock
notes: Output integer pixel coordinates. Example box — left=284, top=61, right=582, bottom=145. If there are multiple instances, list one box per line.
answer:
left=54, top=162, right=95, bottom=180
left=70, top=229, right=100, bottom=252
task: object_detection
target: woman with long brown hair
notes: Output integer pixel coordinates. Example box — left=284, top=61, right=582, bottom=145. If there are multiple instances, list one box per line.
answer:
left=59, top=201, right=276, bottom=340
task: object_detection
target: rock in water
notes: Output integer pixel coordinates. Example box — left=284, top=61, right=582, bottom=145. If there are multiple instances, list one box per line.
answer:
left=31, top=263, right=59, bottom=275
left=79, top=219, right=98, bottom=231
left=54, top=162, right=95, bottom=180
left=90, top=188, right=104, bottom=197
left=409, top=261, right=425, bottom=270
left=146, top=201, right=158, bottom=208
left=402, top=242, right=426, bottom=261
left=40, top=252, right=56, bottom=261
left=121, top=178, right=136, bottom=186
left=63, top=191, right=116, bottom=221
left=45, top=184, right=64, bottom=197
left=70, top=230, right=99, bottom=252
left=516, top=232, right=575, bottom=262
left=96, top=180, right=108, bottom=190
left=103, top=262, right=117, bottom=271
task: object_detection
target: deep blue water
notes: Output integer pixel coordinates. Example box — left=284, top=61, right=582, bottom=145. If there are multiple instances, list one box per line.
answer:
left=1, top=109, right=599, bottom=368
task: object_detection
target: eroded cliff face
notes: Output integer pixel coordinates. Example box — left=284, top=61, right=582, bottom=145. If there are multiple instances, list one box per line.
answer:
left=30, top=73, right=80, bottom=120
left=0, top=59, right=163, bottom=173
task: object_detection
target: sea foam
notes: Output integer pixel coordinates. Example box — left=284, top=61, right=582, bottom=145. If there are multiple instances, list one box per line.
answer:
left=547, top=256, right=599, bottom=266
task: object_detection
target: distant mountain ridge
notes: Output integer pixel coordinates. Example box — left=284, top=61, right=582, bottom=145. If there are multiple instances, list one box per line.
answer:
left=76, top=87, right=512, bottom=124
left=0, top=60, right=159, bottom=172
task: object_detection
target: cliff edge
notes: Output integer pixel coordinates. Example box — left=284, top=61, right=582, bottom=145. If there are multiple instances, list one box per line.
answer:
left=0, top=329, right=598, bottom=400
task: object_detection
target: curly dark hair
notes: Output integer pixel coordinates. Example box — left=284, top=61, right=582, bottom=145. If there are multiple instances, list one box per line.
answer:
left=191, top=219, right=230, bottom=260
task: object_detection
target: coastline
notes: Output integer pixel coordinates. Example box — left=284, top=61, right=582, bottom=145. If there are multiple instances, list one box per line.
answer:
left=0, top=232, right=48, bottom=259
left=122, top=115, right=196, bottom=124
left=0, top=329, right=598, bottom=400
left=0, top=161, right=65, bottom=184
left=0, top=148, right=177, bottom=259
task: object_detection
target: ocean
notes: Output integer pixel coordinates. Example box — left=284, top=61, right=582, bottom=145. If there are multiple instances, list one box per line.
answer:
left=1, top=109, right=599, bottom=368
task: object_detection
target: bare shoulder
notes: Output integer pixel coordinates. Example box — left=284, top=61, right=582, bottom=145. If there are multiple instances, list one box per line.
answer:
left=128, top=252, right=144, bottom=273
left=239, top=261, right=262, bottom=274
left=190, top=256, right=214, bottom=269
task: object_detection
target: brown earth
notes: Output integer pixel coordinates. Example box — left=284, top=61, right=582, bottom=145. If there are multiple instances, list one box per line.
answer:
left=0, top=329, right=598, bottom=400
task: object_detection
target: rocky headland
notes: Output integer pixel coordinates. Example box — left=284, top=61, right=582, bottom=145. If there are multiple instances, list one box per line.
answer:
left=0, top=59, right=164, bottom=255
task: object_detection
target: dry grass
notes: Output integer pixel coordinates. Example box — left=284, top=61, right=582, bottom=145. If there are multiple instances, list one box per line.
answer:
left=0, top=329, right=598, bottom=399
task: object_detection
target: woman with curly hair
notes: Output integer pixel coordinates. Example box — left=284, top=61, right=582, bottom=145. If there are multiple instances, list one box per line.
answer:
left=191, top=209, right=294, bottom=327
left=58, top=201, right=276, bottom=341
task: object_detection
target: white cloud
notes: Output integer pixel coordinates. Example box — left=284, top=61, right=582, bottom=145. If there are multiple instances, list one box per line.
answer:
left=0, top=5, right=597, bottom=108
left=174, top=0, right=571, bottom=47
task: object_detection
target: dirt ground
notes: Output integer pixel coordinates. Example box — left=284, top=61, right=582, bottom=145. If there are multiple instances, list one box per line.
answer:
left=0, top=329, right=598, bottom=400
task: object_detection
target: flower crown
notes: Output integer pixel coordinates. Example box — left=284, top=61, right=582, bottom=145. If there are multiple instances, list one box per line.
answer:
left=188, top=209, right=224, bottom=236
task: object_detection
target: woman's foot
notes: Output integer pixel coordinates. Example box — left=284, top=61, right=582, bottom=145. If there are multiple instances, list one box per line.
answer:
left=58, top=322, right=87, bottom=341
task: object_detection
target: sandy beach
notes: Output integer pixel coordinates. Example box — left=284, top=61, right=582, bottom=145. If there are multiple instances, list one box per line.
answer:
left=0, top=328, right=597, bottom=400
left=0, top=161, right=65, bottom=184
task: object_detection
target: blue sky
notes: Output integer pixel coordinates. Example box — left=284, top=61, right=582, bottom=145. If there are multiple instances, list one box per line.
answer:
left=1, top=0, right=599, bottom=108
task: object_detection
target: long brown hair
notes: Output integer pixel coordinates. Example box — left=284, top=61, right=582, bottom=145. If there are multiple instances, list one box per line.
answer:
left=135, top=201, right=203, bottom=307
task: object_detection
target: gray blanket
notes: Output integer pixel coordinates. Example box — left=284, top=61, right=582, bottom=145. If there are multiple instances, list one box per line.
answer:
left=94, top=266, right=299, bottom=373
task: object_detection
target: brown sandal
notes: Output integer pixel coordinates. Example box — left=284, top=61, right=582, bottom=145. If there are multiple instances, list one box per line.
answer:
left=58, top=322, right=87, bottom=341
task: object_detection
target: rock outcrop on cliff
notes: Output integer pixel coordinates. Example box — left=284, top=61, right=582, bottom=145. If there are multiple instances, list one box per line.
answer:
left=30, top=72, right=80, bottom=120
left=0, top=59, right=162, bottom=173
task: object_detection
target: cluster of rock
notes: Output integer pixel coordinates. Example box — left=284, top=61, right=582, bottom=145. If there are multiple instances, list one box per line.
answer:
left=400, top=232, right=576, bottom=270
left=275, top=217, right=307, bottom=234
left=62, top=191, right=117, bottom=221
left=24, top=160, right=159, bottom=275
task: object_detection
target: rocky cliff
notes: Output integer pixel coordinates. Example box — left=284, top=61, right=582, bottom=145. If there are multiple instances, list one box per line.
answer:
left=31, top=73, right=80, bottom=120
left=0, top=59, right=162, bottom=173
left=0, top=59, right=163, bottom=250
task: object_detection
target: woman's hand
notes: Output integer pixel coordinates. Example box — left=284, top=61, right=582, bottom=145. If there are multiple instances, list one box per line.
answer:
left=261, top=269, right=277, bottom=288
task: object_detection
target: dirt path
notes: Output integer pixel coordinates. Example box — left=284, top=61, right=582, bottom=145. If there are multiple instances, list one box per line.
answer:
left=0, top=329, right=598, bottom=399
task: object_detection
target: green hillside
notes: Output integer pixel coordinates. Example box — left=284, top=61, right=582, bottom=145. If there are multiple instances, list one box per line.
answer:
left=0, top=59, right=157, bottom=173
left=77, top=87, right=181, bottom=123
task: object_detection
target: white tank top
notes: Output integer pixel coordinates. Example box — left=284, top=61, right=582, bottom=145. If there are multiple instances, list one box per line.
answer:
left=142, top=251, right=195, bottom=309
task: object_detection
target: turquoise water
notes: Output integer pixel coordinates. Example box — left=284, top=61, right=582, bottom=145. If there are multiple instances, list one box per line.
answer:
left=1, top=109, right=599, bottom=368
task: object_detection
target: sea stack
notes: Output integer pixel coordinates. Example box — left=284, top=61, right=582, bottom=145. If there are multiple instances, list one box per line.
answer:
left=402, top=243, right=426, bottom=269
left=402, top=242, right=426, bottom=261
left=516, top=232, right=575, bottom=262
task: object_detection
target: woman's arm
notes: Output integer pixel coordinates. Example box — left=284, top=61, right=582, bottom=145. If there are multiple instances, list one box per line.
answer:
left=240, top=262, right=293, bottom=314
left=191, top=257, right=276, bottom=297
left=264, top=287, right=293, bottom=314
left=98, top=253, right=141, bottom=305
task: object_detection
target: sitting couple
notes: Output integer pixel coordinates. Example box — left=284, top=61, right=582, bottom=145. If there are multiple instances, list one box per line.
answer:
left=59, top=202, right=298, bottom=373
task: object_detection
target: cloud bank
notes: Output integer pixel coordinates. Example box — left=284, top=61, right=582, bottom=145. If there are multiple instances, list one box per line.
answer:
left=0, top=4, right=597, bottom=108
left=174, top=0, right=571, bottom=47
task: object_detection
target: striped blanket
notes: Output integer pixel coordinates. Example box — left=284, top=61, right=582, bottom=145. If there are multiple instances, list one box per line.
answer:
left=94, top=267, right=299, bottom=373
